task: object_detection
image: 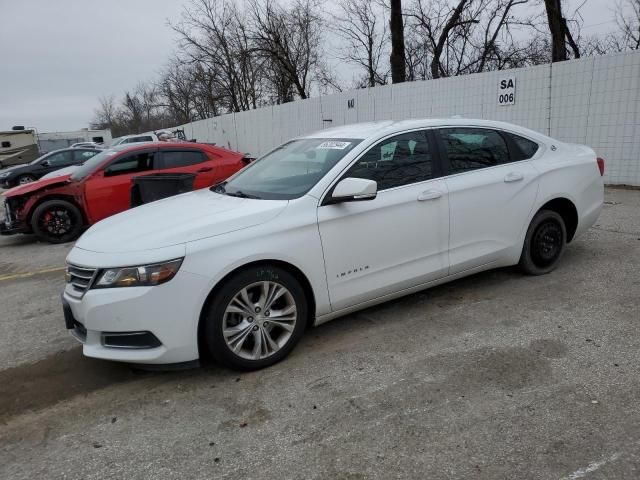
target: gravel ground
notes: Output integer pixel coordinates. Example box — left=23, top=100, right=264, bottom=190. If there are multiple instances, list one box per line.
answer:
left=0, top=187, right=639, bottom=479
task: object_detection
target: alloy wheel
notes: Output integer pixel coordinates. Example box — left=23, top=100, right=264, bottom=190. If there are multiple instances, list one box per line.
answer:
left=39, top=208, right=75, bottom=238
left=19, top=176, right=35, bottom=185
left=222, top=281, right=297, bottom=360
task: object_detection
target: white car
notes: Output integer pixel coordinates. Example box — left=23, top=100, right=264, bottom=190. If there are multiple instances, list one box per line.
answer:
left=63, top=119, right=604, bottom=370
left=110, top=133, right=158, bottom=146
left=70, top=142, right=104, bottom=149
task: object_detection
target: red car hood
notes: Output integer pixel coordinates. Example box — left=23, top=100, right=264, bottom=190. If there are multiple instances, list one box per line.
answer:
left=2, top=175, right=72, bottom=197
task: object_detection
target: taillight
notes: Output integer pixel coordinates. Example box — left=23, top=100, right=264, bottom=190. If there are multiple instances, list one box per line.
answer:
left=596, top=157, right=605, bottom=176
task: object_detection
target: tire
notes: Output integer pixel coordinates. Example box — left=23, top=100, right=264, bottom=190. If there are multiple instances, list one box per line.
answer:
left=204, top=265, right=308, bottom=371
left=519, top=209, right=567, bottom=275
left=30, top=200, right=84, bottom=244
left=17, top=174, right=36, bottom=185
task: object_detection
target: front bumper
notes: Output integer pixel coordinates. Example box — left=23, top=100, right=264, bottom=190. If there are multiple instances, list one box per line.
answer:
left=62, top=269, right=210, bottom=364
left=0, top=221, right=29, bottom=235
left=1, top=199, right=29, bottom=235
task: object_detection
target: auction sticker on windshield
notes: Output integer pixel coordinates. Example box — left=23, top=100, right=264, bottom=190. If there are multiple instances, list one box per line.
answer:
left=317, top=141, right=352, bottom=149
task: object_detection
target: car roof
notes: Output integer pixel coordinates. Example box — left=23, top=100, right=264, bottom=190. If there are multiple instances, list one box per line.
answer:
left=108, top=142, right=239, bottom=154
left=300, top=118, right=551, bottom=142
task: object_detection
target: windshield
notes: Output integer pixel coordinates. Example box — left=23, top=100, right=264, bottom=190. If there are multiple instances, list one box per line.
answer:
left=213, top=138, right=361, bottom=200
left=70, top=149, right=118, bottom=180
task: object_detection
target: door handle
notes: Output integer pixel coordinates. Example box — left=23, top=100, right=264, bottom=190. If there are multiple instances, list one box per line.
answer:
left=197, top=166, right=213, bottom=173
left=504, top=172, right=524, bottom=183
left=417, top=189, right=443, bottom=201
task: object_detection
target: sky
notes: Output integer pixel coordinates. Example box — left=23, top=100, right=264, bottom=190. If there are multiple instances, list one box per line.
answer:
left=0, top=0, right=617, bottom=133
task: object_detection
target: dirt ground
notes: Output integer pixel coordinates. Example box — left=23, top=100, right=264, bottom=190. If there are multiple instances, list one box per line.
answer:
left=0, top=187, right=639, bottom=479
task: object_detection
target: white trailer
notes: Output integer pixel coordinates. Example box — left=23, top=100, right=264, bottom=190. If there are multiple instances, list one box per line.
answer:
left=0, top=129, right=40, bottom=168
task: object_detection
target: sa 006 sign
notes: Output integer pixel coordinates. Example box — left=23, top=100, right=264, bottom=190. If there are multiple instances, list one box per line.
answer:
left=498, top=76, right=516, bottom=106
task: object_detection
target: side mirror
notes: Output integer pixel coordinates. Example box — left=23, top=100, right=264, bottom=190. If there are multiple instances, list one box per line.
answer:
left=41, top=160, right=50, bottom=167
left=330, top=177, right=377, bottom=203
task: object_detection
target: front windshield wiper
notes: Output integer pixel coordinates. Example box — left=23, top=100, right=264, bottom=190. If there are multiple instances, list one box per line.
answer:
left=211, top=182, right=261, bottom=199
left=225, top=190, right=262, bottom=199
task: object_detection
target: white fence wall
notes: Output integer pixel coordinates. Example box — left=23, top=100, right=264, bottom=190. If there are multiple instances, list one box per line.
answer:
left=176, top=50, right=640, bottom=186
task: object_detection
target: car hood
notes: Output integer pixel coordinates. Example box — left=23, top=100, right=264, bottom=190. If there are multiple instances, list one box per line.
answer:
left=3, top=175, right=72, bottom=197
left=42, top=165, right=79, bottom=180
left=0, top=164, right=29, bottom=176
left=76, top=188, right=289, bottom=253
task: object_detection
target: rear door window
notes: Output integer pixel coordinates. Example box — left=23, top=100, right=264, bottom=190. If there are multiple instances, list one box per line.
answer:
left=160, top=150, right=207, bottom=169
left=438, top=128, right=510, bottom=174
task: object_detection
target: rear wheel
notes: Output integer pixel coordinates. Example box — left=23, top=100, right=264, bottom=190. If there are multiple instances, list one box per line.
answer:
left=204, top=266, right=308, bottom=370
left=30, top=200, right=84, bottom=243
left=519, top=210, right=567, bottom=275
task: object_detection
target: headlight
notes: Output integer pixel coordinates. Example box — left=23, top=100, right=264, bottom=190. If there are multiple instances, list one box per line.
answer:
left=93, top=258, right=183, bottom=289
left=0, top=172, right=11, bottom=178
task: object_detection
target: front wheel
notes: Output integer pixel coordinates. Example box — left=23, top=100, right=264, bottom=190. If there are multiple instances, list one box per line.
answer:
left=17, top=174, right=36, bottom=185
left=30, top=200, right=84, bottom=243
left=204, top=266, right=308, bottom=370
left=519, top=210, right=567, bottom=275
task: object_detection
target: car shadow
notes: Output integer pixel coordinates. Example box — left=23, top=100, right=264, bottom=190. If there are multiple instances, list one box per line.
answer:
left=0, top=265, right=554, bottom=423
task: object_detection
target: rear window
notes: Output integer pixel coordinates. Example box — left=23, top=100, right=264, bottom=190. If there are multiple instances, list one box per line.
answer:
left=161, top=150, right=206, bottom=169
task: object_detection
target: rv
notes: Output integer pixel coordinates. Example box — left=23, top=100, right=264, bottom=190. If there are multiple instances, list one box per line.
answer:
left=0, top=129, right=40, bottom=168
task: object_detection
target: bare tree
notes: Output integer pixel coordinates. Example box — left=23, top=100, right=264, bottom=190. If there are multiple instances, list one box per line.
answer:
left=610, top=0, right=640, bottom=51
left=433, top=0, right=474, bottom=78
left=159, top=59, right=199, bottom=125
left=474, top=0, right=531, bottom=72
left=390, top=0, right=407, bottom=83
left=121, top=90, right=144, bottom=133
left=406, top=0, right=535, bottom=79
left=247, top=0, right=326, bottom=101
left=544, top=0, right=567, bottom=61
left=334, top=0, right=389, bottom=87
left=172, top=0, right=263, bottom=112
left=543, top=0, right=582, bottom=61
left=404, top=31, right=431, bottom=81
left=136, top=82, right=162, bottom=128
left=191, top=61, right=225, bottom=118
left=407, top=0, right=477, bottom=79
left=92, top=95, right=118, bottom=130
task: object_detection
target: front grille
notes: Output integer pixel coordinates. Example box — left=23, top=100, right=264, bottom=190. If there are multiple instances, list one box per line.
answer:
left=66, top=263, right=98, bottom=298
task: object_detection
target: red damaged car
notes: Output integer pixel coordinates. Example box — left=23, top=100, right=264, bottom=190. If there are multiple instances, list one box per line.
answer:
left=1, top=142, right=247, bottom=243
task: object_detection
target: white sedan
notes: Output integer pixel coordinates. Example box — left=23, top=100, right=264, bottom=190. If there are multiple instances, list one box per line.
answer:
left=63, top=118, right=604, bottom=370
